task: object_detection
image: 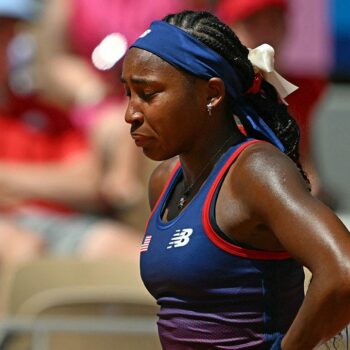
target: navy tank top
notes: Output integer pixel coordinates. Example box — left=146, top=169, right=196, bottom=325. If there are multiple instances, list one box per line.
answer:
left=140, top=139, right=304, bottom=350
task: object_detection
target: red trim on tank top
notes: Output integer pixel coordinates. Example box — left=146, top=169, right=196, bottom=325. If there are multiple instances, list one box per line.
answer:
left=144, top=161, right=181, bottom=232
left=202, top=140, right=291, bottom=260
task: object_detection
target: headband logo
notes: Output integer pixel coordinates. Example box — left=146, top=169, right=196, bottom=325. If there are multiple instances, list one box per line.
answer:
left=139, top=29, right=151, bottom=38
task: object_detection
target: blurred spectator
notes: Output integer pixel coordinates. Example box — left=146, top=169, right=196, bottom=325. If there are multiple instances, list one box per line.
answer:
left=0, top=0, right=141, bottom=265
left=186, top=0, right=217, bottom=11
left=216, top=0, right=331, bottom=201
left=217, top=0, right=288, bottom=50
left=330, top=0, right=350, bottom=81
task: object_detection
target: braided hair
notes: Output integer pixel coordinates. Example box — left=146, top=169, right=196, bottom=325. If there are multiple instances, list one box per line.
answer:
left=163, top=10, right=309, bottom=186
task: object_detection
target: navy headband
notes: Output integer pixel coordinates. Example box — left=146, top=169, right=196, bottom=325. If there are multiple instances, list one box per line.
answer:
left=131, top=21, right=242, bottom=99
left=130, top=20, right=285, bottom=152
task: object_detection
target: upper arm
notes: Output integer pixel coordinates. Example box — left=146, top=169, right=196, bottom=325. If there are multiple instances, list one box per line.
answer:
left=148, top=157, right=179, bottom=210
left=234, top=143, right=350, bottom=276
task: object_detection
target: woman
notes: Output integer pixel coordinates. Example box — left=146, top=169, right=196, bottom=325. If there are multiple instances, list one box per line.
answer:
left=121, top=10, right=350, bottom=350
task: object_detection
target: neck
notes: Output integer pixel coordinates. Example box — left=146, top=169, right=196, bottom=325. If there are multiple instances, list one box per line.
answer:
left=175, top=127, right=243, bottom=211
left=180, top=126, right=243, bottom=187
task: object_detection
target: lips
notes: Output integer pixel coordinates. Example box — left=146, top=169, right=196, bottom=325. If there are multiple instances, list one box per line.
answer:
left=131, top=133, right=152, bottom=147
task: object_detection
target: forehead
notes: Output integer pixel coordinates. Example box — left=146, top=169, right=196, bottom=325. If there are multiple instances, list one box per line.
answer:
left=122, top=47, right=187, bottom=81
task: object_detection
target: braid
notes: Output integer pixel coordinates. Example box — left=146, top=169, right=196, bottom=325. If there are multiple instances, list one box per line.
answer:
left=244, top=80, right=309, bottom=186
left=163, top=11, right=309, bottom=187
left=164, top=11, right=253, bottom=91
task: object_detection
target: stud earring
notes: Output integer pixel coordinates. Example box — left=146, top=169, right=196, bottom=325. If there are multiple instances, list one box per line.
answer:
left=207, top=102, right=213, bottom=116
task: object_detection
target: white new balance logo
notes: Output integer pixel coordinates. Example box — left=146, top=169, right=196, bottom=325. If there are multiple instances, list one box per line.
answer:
left=167, top=228, right=193, bottom=249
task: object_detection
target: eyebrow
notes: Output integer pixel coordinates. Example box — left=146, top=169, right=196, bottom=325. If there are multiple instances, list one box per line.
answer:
left=120, top=76, right=158, bottom=85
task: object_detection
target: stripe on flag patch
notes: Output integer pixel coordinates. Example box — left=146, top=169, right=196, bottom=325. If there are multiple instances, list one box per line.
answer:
left=140, top=235, right=152, bottom=252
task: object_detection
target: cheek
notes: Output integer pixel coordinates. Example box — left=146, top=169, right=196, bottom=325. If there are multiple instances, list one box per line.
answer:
left=144, top=78, right=203, bottom=157
left=148, top=93, right=189, bottom=133
left=149, top=107, right=183, bottom=144
left=145, top=100, right=193, bottom=157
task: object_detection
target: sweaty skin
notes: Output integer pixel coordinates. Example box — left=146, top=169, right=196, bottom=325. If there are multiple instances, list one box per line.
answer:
left=123, top=47, right=350, bottom=350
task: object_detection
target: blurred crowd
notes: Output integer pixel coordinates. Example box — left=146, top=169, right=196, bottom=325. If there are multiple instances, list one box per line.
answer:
left=0, top=0, right=343, bottom=267
left=0, top=0, right=218, bottom=267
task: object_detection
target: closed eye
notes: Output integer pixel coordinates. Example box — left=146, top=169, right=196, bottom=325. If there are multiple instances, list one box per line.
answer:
left=139, top=90, right=158, bottom=101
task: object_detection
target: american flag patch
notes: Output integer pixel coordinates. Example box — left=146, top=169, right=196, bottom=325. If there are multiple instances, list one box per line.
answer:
left=140, top=235, right=152, bottom=252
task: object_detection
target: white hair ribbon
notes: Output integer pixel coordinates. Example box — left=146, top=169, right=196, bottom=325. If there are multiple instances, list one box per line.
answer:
left=248, top=44, right=298, bottom=104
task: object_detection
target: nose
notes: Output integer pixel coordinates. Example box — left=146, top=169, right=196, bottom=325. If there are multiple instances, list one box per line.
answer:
left=124, top=101, right=144, bottom=125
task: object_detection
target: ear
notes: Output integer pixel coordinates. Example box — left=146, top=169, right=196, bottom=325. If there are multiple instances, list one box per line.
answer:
left=206, top=77, right=226, bottom=108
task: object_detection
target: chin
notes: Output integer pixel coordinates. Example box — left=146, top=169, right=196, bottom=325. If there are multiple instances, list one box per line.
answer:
left=142, top=148, right=174, bottom=162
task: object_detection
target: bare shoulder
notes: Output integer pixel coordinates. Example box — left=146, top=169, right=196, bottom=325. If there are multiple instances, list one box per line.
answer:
left=230, top=141, right=309, bottom=196
left=148, top=156, right=179, bottom=209
left=223, top=141, right=311, bottom=222
left=225, top=141, right=350, bottom=273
